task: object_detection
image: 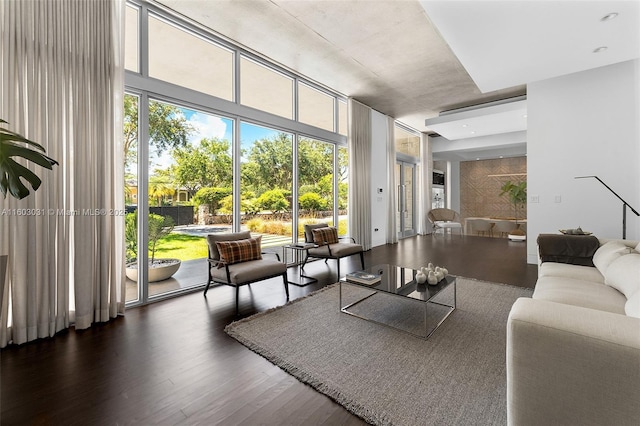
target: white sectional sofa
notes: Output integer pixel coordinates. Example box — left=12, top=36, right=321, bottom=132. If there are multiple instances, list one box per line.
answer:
left=507, top=235, right=640, bottom=426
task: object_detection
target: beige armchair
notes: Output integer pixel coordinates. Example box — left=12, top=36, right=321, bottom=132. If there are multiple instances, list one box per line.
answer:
left=468, top=218, right=493, bottom=237
left=205, top=231, right=288, bottom=314
left=301, top=223, right=364, bottom=279
left=427, top=208, right=463, bottom=235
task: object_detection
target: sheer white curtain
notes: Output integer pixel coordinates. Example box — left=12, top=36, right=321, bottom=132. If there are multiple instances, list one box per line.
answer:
left=417, top=133, right=433, bottom=235
left=0, top=0, right=125, bottom=347
left=348, top=99, right=372, bottom=250
left=386, top=116, right=398, bottom=244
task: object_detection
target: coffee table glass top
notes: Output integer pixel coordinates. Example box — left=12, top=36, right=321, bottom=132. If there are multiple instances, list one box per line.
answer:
left=339, top=264, right=457, bottom=339
left=343, top=264, right=455, bottom=302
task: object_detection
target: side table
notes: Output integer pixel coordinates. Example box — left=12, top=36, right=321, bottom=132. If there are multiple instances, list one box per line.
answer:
left=282, top=244, right=318, bottom=286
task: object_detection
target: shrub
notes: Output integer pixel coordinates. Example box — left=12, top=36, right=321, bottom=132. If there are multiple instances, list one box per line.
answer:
left=256, top=189, right=289, bottom=214
left=246, top=218, right=264, bottom=232
left=299, top=192, right=328, bottom=215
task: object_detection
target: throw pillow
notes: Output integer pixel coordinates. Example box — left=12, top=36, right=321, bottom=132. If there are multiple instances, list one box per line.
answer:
left=592, top=241, right=634, bottom=275
left=312, top=227, right=339, bottom=245
left=625, top=290, right=640, bottom=318
left=215, top=236, right=262, bottom=267
left=604, top=253, right=640, bottom=299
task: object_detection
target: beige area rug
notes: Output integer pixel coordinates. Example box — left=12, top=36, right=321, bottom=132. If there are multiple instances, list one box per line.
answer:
left=225, top=278, right=533, bottom=426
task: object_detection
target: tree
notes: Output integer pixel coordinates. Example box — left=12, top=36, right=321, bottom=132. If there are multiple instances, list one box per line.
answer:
left=242, top=133, right=293, bottom=193
left=123, top=95, right=194, bottom=170
left=193, top=187, right=232, bottom=214
left=172, top=138, right=232, bottom=197
left=148, top=170, right=175, bottom=206
left=256, top=189, right=289, bottom=215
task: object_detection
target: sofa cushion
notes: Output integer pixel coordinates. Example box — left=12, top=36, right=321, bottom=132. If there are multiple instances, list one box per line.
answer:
left=592, top=241, right=635, bottom=275
left=604, top=253, right=640, bottom=299
left=625, top=291, right=640, bottom=318
left=538, top=262, right=605, bottom=284
left=533, top=276, right=627, bottom=315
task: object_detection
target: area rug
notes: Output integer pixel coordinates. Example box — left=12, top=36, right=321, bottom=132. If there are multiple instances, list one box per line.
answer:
left=225, top=277, right=533, bottom=426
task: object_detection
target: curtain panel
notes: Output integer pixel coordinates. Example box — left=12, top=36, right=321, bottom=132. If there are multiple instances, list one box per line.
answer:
left=347, top=99, right=372, bottom=251
left=386, top=116, right=397, bottom=244
left=0, top=0, right=126, bottom=347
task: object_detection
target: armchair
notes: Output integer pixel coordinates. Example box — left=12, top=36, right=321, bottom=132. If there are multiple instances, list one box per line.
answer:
left=428, top=208, right=463, bottom=235
left=300, top=223, right=365, bottom=279
left=204, top=231, right=288, bottom=314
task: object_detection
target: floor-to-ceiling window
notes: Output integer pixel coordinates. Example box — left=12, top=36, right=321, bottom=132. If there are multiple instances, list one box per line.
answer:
left=124, top=1, right=348, bottom=306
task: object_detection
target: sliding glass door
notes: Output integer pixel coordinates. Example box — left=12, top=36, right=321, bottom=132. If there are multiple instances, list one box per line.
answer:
left=396, top=161, right=417, bottom=239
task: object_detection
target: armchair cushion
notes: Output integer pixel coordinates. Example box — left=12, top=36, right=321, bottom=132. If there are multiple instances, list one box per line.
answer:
left=209, top=258, right=286, bottom=285
left=215, top=236, right=262, bottom=267
left=206, top=231, right=251, bottom=261
left=308, top=242, right=362, bottom=258
left=304, top=223, right=329, bottom=243
left=312, top=226, right=339, bottom=245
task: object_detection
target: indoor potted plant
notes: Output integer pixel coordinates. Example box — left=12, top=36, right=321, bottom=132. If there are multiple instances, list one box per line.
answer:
left=499, top=180, right=527, bottom=241
left=125, top=210, right=181, bottom=282
left=1, top=119, right=59, bottom=305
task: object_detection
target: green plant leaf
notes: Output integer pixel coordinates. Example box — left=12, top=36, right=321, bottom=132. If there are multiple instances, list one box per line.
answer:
left=0, top=121, right=58, bottom=199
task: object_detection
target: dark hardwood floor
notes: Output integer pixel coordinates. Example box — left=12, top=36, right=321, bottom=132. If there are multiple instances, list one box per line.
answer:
left=1, top=235, right=537, bottom=425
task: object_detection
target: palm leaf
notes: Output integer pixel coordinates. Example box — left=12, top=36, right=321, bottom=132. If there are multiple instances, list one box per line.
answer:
left=0, top=120, right=58, bottom=200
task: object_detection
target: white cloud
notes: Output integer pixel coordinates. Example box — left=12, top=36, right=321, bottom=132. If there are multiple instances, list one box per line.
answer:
left=187, top=112, right=228, bottom=143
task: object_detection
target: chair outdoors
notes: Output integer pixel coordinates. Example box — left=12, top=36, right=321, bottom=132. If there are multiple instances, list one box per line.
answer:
left=468, top=219, right=493, bottom=237
left=427, top=208, right=463, bottom=235
left=204, top=231, right=288, bottom=315
left=301, top=223, right=365, bottom=279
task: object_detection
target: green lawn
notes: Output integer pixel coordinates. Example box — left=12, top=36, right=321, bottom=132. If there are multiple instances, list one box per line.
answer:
left=152, top=233, right=208, bottom=261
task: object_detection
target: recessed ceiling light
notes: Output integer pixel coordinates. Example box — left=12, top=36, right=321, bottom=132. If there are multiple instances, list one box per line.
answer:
left=461, top=124, right=468, bottom=128
left=499, top=156, right=504, bottom=159
left=593, top=46, right=608, bottom=53
left=470, top=131, right=476, bottom=134
left=601, top=12, right=618, bottom=22
left=522, top=114, right=528, bottom=118
left=476, top=158, right=480, bottom=161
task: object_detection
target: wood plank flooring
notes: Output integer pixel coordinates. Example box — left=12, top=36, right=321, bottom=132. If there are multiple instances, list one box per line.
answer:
left=1, top=234, right=537, bottom=425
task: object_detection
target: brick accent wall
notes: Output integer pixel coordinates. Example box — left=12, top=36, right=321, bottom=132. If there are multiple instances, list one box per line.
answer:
left=460, top=157, right=527, bottom=220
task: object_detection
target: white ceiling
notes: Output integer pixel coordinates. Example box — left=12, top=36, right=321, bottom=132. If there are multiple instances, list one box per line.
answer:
left=153, top=0, right=639, bottom=161
left=419, top=0, right=640, bottom=93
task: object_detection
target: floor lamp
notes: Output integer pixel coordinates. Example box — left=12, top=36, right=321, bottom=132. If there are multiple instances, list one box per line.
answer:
left=575, top=175, right=640, bottom=239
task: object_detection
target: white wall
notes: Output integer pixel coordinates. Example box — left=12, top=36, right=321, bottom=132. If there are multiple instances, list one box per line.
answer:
left=527, top=60, right=640, bottom=263
left=447, top=161, right=460, bottom=213
left=370, top=110, right=389, bottom=247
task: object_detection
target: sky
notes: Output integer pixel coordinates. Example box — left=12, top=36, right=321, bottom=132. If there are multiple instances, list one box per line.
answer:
left=150, top=106, right=286, bottom=171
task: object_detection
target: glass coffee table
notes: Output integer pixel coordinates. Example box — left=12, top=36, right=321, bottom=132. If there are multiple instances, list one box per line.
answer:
left=339, top=264, right=456, bottom=339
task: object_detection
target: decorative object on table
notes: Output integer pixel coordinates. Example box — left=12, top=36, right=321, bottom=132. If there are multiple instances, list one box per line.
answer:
left=422, top=263, right=449, bottom=285
left=345, top=270, right=381, bottom=285
left=415, top=268, right=427, bottom=284
left=499, top=180, right=527, bottom=241
left=559, top=227, right=593, bottom=236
